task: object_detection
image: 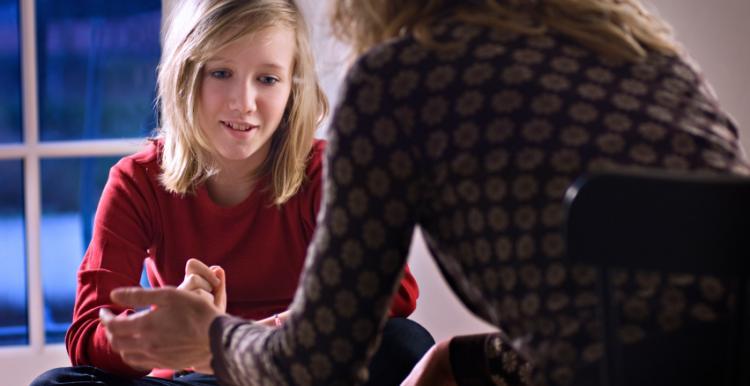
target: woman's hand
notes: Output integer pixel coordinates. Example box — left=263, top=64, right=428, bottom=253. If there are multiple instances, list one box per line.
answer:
left=98, top=308, right=153, bottom=373
left=99, top=259, right=226, bottom=373
left=101, top=286, right=222, bottom=374
left=177, top=258, right=227, bottom=313
left=401, top=339, right=456, bottom=386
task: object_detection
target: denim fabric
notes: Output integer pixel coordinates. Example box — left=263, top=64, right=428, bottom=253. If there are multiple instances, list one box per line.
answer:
left=31, top=318, right=433, bottom=386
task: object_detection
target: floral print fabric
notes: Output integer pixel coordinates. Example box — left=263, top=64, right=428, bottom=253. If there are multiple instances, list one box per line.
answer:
left=210, top=21, right=749, bottom=386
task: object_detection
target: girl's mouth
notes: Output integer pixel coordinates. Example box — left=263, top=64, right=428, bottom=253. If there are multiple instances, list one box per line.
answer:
left=221, top=120, right=258, bottom=132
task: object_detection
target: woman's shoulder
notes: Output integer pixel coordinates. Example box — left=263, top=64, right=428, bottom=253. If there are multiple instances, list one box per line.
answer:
left=345, top=20, right=527, bottom=90
left=346, top=33, right=425, bottom=85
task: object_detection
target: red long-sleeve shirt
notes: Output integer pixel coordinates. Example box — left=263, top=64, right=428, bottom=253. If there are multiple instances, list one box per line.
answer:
left=66, top=139, right=419, bottom=378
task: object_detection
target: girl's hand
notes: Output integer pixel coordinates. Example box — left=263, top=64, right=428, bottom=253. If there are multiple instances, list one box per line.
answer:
left=177, top=258, right=227, bottom=313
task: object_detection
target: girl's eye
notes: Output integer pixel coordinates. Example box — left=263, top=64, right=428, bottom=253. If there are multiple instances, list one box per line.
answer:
left=259, top=76, right=279, bottom=85
left=210, top=70, right=231, bottom=79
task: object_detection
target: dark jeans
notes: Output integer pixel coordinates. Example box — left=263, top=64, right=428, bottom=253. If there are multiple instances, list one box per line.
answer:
left=31, top=317, right=434, bottom=386
left=367, top=317, right=435, bottom=386
left=30, top=368, right=218, bottom=386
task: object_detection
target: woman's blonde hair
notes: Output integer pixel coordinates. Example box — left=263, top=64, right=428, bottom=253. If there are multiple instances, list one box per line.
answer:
left=331, top=0, right=680, bottom=61
left=158, top=0, right=328, bottom=205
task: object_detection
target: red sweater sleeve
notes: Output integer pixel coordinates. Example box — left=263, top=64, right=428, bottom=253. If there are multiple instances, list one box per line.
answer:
left=65, top=155, right=156, bottom=378
left=308, top=140, right=419, bottom=318
left=389, top=264, right=419, bottom=317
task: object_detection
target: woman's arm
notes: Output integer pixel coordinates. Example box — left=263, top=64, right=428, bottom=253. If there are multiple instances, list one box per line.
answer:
left=209, top=48, right=427, bottom=386
left=306, top=140, right=420, bottom=319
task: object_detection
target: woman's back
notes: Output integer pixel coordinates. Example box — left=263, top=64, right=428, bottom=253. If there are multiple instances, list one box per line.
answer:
left=327, top=19, right=748, bottom=384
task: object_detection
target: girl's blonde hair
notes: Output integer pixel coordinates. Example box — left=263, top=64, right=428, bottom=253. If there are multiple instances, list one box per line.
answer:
left=158, top=0, right=328, bottom=205
left=331, top=0, right=680, bottom=61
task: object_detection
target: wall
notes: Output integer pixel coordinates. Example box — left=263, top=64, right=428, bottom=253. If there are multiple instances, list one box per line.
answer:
left=649, top=0, right=750, bottom=153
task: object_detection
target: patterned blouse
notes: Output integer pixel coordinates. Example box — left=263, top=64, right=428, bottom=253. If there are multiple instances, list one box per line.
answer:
left=209, top=20, right=749, bottom=386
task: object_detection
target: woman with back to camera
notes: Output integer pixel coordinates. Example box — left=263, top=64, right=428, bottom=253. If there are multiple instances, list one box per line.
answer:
left=29, top=0, right=432, bottom=385
left=103, top=0, right=750, bottom=385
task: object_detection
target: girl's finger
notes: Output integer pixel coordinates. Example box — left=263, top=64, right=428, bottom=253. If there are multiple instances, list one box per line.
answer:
left=178, top=273, right=213, bottom=293
left=185, top=258, right=220, bottom=287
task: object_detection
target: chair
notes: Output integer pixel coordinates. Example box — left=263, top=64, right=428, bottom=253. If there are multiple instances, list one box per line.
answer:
left=562, top=168, right=750, bottom=386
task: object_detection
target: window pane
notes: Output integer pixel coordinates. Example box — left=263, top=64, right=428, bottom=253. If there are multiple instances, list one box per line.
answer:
left=36, top=1, right=161, bottom=141
left=40, top=156, right=119, bottom=343
left=0, top=0, right=22, bottom=143
left=0, top=160, right=27, bottom=346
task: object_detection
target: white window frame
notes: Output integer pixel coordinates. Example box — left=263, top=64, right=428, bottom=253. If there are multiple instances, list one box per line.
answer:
left=0, top=0, right=146, bottom=377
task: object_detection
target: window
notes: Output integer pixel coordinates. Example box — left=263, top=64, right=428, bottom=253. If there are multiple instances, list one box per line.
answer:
left=0, top=0, right=161, bottom=349
left=36, top=0, right=159, bottom=141
left=40, top=156, right=121, bottom=342
left=0, top=0, right=26, bottom=346
left=0, top=0, right=21, bottom=143
left=0, top=160, right=26, bottom=346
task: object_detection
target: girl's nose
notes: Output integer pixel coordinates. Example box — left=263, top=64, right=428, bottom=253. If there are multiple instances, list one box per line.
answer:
left=229, top=80, right=257, bottom=113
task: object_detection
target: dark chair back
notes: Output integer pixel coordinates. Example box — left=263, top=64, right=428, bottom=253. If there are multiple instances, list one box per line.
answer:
left=563, top=169, right=750, bottom=386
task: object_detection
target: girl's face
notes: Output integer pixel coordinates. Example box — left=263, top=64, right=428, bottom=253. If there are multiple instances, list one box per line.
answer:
left=198, top=26, right=295, bottom=167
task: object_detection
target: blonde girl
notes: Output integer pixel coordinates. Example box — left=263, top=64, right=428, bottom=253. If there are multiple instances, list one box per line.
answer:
left=31, top=1, right=428, bottom=385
